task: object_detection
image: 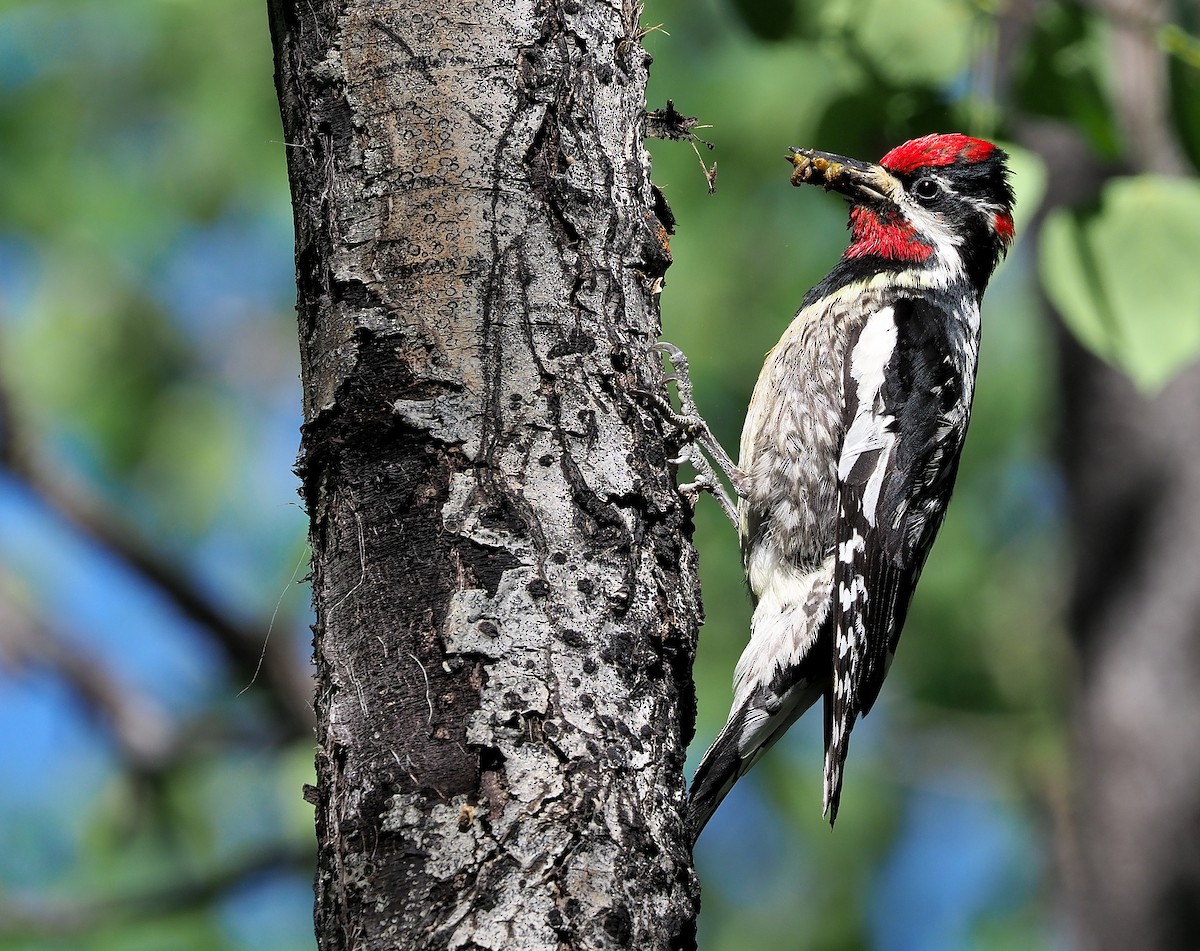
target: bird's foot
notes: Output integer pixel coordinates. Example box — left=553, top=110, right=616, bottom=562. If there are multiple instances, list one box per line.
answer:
left=647, top=341, right=743, bottom=529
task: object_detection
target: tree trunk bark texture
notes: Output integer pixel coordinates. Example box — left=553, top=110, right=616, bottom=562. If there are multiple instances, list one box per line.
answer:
left=267, top=2, right=701, bottom=949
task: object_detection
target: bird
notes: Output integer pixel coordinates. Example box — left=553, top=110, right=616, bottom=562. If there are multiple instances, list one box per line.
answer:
left=657, top=133, right=1015, bottom=839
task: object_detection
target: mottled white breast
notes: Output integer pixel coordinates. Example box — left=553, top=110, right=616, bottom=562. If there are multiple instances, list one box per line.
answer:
left=738, top=287, right=892, bottom=592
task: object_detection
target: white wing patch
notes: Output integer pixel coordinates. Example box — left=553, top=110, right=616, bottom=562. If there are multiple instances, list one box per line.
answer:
left=838, top=306, right=899, bottom=527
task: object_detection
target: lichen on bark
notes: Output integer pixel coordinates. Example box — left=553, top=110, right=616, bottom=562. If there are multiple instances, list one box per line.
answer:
left=268, top=0, right=702, bottom=948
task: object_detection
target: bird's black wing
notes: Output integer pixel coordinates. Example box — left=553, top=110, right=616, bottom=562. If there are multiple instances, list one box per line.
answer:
left=823, top=296, right=973, bottom=822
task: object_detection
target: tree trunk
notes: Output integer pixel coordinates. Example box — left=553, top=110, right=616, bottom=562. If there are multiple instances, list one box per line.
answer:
left=1018, top=2, right=1200, bottom=945
left=1060, top=337, right=1200, bottom=951
left=266, top=2, right=701, bottom=949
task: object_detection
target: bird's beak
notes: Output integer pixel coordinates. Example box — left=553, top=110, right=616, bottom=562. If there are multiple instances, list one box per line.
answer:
left=787, top=148, right=902, bottom=205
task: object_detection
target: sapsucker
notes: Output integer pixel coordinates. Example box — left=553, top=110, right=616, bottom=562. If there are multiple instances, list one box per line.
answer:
left=659, top=133, right=1015, bottom=839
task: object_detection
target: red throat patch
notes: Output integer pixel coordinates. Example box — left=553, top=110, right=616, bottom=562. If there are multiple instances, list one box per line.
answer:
left=880, top=133, right=996, bottom=174
left=845, top=206, right=934, bottom=262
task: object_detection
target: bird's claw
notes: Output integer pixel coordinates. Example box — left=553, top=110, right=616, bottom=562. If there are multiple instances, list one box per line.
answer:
left=647, top=342, right=743, bottom=529
left=652, top=341, right=702, bottom=421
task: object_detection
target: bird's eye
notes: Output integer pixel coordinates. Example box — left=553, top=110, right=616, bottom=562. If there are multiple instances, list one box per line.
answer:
left=912, top=177, right=941, bottom=201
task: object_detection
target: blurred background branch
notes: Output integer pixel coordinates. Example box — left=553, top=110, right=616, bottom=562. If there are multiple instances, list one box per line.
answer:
left=0, top=579, right=176, bottom=771
left=0, top=361, right=314, bottom=736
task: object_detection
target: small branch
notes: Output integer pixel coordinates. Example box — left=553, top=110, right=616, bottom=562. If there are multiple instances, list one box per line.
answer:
left=645, top=99, right=704, bottom=142
left=0, top=583, right=176, bottom=769
left=645, top=99, right=717, bottom=193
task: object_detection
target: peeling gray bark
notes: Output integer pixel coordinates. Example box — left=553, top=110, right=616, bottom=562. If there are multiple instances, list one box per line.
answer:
left=266, top=1, right=702, bottom=948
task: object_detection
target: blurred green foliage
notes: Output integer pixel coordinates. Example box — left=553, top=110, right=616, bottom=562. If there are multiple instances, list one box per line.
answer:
left=0, top=0, right=312, bottom=949
left=0, top=0, right=1197, bottom=948
left=1013, top=2, right=1122, bottom=158
left=1, top=0, right=294, bottom=531
left=1042, top=176, right=1200, bottom=390
left=647, top=0, right=1196, bottom=947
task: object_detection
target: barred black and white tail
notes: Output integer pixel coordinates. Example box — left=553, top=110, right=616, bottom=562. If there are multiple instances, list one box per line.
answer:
left=822, top=693, right=854, bottom=825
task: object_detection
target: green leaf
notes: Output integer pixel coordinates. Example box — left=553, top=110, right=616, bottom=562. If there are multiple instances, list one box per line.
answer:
left=1040, top=210, right=1117, bottom=362
left=1040, top=176, right=1200, bottom=390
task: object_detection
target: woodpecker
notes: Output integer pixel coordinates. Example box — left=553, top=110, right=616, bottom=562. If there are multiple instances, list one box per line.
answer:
left=660, top=133, right=1015, bottom=838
